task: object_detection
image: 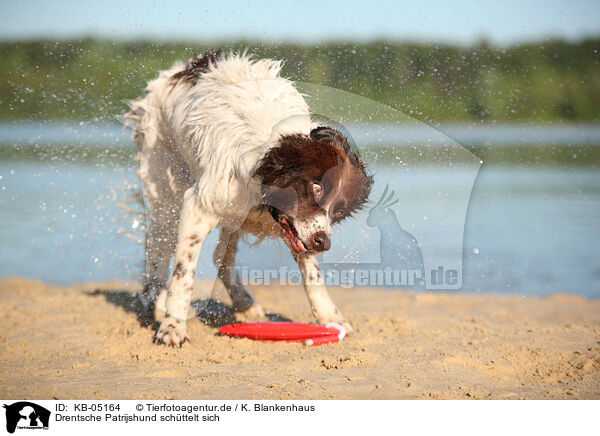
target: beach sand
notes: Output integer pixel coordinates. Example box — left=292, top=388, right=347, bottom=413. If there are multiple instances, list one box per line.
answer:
left=1, top=276, right=598, bottom=399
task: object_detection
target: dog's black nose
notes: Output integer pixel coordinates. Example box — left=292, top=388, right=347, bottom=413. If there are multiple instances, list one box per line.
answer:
left=311, top=231, right=331, bottom=252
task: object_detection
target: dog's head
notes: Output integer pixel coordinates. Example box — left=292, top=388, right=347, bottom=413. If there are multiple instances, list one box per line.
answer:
left=254, top=126, right=373, bottom=255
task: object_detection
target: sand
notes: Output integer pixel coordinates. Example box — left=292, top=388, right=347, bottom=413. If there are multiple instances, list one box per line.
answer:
left=0, top=276, right=598, bottom=399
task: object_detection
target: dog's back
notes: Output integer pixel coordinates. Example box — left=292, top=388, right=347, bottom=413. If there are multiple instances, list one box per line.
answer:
left=125, top=52, right=312, bottom=215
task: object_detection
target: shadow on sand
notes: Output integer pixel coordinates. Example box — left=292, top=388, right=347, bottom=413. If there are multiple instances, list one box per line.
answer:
left=86, top=289, right=291, bottom=332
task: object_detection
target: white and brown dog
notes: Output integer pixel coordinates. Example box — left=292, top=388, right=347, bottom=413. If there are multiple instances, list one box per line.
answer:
left=125, top=51, right=372, bottom=346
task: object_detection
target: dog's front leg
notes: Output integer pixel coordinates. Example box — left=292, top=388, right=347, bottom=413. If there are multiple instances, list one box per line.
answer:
left=297, top=254, right=353, bottom=334
left=155, top=187, right=219, bottom=347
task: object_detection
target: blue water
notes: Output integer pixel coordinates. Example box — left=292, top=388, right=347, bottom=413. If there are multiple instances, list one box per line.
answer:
left=0, top=123, right=599, bottom=298
left=2, top=121, right=600, bottom=146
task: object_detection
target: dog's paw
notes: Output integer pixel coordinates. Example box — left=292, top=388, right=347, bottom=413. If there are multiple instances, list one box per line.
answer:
left=154, top=316, right=189, bottom=347
left=318, top=314, right=353, bottom=335
left=323, top=319, right=353, bottom=335
left=235, top=303, right=267, bottom=322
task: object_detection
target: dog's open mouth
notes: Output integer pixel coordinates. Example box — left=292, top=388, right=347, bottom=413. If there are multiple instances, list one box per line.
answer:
left=278, top=217, right=307, bottom=253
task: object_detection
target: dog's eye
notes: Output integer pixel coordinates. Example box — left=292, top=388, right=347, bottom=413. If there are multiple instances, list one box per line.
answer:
left=312, top=183, right=323, bottom=199
left=334, top=208, right=345, bottom=218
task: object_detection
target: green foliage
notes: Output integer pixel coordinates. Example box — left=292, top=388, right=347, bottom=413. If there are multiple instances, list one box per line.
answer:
left=1, top=38, right=599, bottom=122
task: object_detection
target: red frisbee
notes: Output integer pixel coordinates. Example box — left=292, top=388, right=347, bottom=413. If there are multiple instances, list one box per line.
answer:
left=218, top=322, right=346, bottom=346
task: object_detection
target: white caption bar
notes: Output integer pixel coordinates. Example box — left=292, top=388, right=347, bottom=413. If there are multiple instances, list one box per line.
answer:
left=0, top=400, right=597, bottom=436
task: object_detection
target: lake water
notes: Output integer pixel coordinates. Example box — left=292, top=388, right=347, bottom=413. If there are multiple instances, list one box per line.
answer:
left=3, top=121, right=600, bottom=146
left=0, top=122, right=599, bottom=298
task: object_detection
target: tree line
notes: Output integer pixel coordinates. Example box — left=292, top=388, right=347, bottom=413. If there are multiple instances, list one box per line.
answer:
left=1, top=38, right=599, bottom=123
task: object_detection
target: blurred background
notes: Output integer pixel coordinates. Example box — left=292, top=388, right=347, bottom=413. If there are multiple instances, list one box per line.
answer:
left=0, top=0, right=598, bottom=297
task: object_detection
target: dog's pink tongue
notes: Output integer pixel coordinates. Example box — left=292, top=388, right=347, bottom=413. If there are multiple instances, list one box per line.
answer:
left=289, top=231, right=306, bottom=252
left=293, top=237, right=307, bottom=252
left=281, top=218, right=307, bottom=253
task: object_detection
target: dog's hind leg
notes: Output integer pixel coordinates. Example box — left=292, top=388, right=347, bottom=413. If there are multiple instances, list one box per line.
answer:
left=297, top=254, right=353, bottom=334
left=142, top=215, right=181, bottom=323
left=155, top=187, right=220, bottom=346
left=135, top=135, right=192, bottom=321
left=213, top=228, right=265, bottom=319
left=138, top=215, right=177, bottom=315
left=136, top=165, right=185, bottom=319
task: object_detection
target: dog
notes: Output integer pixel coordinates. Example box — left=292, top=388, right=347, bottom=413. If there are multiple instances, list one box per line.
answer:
left=125, top=51, right=372, bottom=346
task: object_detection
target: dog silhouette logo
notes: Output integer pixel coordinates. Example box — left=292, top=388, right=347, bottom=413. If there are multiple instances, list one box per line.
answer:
left=367, top=184, right=424, bottom=273
left=3, top=402, right=50, bottom=433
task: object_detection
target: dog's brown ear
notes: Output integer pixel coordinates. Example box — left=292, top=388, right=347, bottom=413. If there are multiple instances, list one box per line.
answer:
left=310, top=126, right=350, bottom=154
